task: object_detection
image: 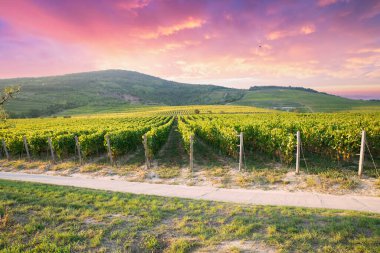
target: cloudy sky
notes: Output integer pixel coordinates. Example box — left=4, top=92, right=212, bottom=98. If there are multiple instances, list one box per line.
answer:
left=0, top=0, right=379, bottom=99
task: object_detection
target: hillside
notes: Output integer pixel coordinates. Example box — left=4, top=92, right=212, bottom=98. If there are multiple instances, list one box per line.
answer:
left=0, top=69, right=379, bottom=117
left=233, top=88, right=380, bottom=112
left=0, top=70, right=244, bottom=117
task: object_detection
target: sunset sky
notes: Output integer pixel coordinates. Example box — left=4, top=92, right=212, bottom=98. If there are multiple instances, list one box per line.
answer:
left=0, top=0, right=379, bottom=99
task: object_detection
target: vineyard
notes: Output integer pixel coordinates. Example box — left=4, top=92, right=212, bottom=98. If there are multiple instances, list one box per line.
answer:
left=179, top=112, right=380, bottom=165
left=0, top=116, right=172, bottom=159
left=1, top=110, right=379, bottom=176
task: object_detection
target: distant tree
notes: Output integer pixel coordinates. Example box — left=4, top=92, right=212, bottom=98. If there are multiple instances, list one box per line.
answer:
left=0, top=86, right=20, bottom=120
left=194, top=109, right=200, bottom=114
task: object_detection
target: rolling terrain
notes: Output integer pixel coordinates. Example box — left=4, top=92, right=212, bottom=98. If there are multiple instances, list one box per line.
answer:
left=0, top=69, right=379, bottom=117
left=232, top=88, right=380, bottom=112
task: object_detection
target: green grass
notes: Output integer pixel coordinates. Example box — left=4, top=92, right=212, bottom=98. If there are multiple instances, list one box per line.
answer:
left=0, top=179, right=379, bottom=252
left=233, top=89, right=380, bottom=112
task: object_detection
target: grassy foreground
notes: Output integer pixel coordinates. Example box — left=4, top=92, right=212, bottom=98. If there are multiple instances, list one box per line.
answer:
left=0, top=180, right=379, bottom=252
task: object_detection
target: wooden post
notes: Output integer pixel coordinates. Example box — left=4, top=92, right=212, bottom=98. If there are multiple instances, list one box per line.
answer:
left=75, top=136, right=82, bottom=165
left=143, top=134, right=150, bottom=169
left=105, top=135, right=113, bottom=165
left=296, top=131, right=300, bottom=174
left=238, top=132, right=243, bottom=171
left=2, top=139, right=9, bottom=160
left=23, top=136, right=31, bottom=161
left=358, top=130, right=366, bottom=178
left=47, top=137, right=55, bottom=163
left=189, top=135, right=194, bottom=172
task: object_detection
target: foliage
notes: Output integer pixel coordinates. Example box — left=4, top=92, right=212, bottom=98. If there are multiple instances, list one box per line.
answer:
left=145, top=117, right=174, bottom=158
left=1, top=110, right=379, bottom=166
left=177, top=116, right=195, bottom=153
left=0, top=115, right=173, bottom=159
left=179, top=112, right=380, bottom=164
left=0, top=86, right=20, bottom=120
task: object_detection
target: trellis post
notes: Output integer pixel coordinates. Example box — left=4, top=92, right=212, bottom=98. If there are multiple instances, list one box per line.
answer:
left=238, top=132, right=243, bottom=171
left=2, top=139, right=9, bottom=160
left=48, top=137, right=55, bottom=163
left=296, top=131, right=300, bottom=174
left=23, top=136, right=31, bottom=161
left=105, top=135, right=113, bottom=165
left=75, top=136, right=82, bottom=165
left=143, top=134, right=150, bottom=169
left=358, top=130, right=366, bottom=178
left=189, top=135, right=194, bottom=172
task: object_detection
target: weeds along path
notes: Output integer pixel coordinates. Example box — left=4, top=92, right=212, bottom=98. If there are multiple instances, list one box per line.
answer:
left=1, top=171, right=379, bottom=213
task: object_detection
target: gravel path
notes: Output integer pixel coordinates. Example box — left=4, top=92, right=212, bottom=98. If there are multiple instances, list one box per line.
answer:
left=1, top=171, right=379, bottom=213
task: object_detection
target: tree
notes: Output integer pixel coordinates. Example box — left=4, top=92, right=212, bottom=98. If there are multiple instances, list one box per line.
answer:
left=0, top=86, right=20, bottom=120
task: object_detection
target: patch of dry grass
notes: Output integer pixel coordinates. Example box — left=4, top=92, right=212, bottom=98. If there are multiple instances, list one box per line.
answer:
left=305, top=170, right=360, bottom=192
left=51, top=162, right=77, bottom=171
left=80, top=164, right=102, bottom=173
left=235, top=169, right=286, bottom=188
left=374, top=177, right=380, bottom=189
left=155, top=167, right=181, bottom=179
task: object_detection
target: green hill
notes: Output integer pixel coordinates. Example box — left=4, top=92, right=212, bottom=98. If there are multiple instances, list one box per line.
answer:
left=232, top=87, right=380, bottom=112
left=0, top=70, right=244, bottom=117
left=0, top=69, right=378, bottom=117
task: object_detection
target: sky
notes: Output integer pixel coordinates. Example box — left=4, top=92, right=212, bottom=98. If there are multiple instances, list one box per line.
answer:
left=0, top=0, right=380, bottom=99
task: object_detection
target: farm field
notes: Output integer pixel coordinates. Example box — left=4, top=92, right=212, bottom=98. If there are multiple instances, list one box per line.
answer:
left=1, top=179, right=380, bottom=252
left=1, top=106, right=379, bottom=196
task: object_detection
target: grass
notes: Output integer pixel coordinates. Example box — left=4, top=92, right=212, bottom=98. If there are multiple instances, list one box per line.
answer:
left=155, top=167, right=181, bottom=179
left=235, top=169, right=287, bottom=187
left=0, top=159, right=47, bottom=171
left=51, top=162, right=77, bottom=171
left=0, top=179, right=379, bottom=252
left=80, top=164, right=102, bottom=173
left=304, top=170, right=360, bottom=191
left=375, top=178, right=380, bottom=189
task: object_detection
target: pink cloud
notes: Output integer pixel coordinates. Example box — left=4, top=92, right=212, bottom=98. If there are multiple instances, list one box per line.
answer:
left=318, top=0, right=338, bottom=7
left=141, top=17, right=206, bottom=39
left=116, top=0, right=150, bottom=10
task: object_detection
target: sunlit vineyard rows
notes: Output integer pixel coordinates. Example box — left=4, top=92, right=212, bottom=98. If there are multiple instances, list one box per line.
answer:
left=0, top=116, right=172, bottom=158
left=178, top=112, right=380, bottom=164
left=1, top=110, right=379, bottom=166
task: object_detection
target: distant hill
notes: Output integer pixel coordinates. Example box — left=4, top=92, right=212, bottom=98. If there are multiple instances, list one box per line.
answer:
left=0, top=70, right=244, bottom=117
left=234, top=86, right=380, bottom=112
left=249, top=85, right=320, bottom=93
left=0, top=69, right=378, bottom=117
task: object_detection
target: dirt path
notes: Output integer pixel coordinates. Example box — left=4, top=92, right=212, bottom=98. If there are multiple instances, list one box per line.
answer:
left=1, top=171, right=379, bottom=213
left=155, top=120, right=188, bottom=167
